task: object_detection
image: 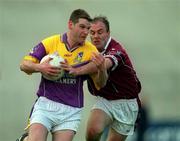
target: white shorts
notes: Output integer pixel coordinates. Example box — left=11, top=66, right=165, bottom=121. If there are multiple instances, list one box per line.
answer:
left=30, top=97, right=82, bottom=133
left=92, top=97, right=139, bottom=135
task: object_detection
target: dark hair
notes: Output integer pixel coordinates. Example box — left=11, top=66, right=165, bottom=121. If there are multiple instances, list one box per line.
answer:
left=92, top=16, right=110, bottom=32
left=69, top=9, right=92, bottom=24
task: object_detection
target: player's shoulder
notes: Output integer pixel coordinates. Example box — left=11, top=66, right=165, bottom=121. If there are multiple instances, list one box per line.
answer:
left=109, top=38, right=126, bottom=52
left=84, top=40, right=97, bottom=49
left=110, top=38, right=124, bottom=48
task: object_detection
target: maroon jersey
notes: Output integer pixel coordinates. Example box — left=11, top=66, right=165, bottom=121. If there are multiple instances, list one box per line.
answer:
left=88, top=38, right=141, bottom=100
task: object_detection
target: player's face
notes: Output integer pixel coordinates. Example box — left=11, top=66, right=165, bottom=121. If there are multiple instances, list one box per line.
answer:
left=90, top=21, right=110, bottom=52
left=70, top=18, right=91, bottom=44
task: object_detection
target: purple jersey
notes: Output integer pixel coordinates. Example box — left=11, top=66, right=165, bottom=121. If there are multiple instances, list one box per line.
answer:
left=24, top=34, right=98, bottom=108
left=88, top=38, right=141, bottom=100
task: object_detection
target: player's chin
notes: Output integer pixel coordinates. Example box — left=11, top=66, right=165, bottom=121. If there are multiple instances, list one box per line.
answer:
left=80, top=36, right=87, bottom=42
left=93, top=42, right=101, bottom=47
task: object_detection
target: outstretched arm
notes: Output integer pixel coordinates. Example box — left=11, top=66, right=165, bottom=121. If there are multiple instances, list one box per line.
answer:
left=61, top=53, right=113, bottom=88
left=90, top=53, right=108, bottom=88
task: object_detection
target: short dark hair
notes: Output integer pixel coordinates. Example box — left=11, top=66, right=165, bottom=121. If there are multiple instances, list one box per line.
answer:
left=69, top=9, right=92, bottom=24
left=92, top=16, right=110, bottom=32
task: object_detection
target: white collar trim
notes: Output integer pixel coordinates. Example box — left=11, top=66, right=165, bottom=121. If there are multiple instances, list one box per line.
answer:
left=101, top=37, right=111, bottom=54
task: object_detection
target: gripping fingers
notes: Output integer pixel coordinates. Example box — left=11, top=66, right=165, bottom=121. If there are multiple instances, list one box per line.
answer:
left=92, top=53, right=105, bottom=70
left=47, top=67, right=62, bottom=76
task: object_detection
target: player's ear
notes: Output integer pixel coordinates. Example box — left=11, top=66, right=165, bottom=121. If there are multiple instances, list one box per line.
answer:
left=107, top=31, right=110, bottom=36
left=68, top=20, right=73, bottom=30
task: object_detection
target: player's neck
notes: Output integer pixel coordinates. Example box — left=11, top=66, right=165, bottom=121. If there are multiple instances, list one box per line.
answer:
left=67, top=32, right=83, bottom=49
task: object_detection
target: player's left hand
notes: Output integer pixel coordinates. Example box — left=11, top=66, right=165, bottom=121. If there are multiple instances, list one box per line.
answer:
left=60, top=60, right=78, bottom=75
left=91, top=52, right=106, bottom=71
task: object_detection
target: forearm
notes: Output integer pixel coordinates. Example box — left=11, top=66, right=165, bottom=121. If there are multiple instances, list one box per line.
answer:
left=20, top=60, right=41, bottom=74
left=72, top=61, right=99, bottom=75
left=94, top=69, right=108, bottom=88
left=92, top=58, right=112, bottom=88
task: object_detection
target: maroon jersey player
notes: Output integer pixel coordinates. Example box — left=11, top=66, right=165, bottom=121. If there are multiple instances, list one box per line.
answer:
left=86, top=16, right=141, bottom=141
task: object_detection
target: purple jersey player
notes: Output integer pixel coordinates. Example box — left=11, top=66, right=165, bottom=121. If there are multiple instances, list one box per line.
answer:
left=17, top=9, right=106, bottom=141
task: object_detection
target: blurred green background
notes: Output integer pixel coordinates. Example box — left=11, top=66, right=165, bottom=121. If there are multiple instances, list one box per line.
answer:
left=0, top=0, right=179, bottom=141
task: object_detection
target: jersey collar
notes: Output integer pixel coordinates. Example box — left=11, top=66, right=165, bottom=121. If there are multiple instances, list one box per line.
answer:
left=101, top=37, right=111, bottom=54
left=62, top=33, right=84, bottom=52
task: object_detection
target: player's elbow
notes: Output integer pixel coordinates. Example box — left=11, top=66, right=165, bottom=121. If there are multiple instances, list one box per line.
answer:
left=20, top=62, right=24, bottom=71
left=19, top=60, right=32, bottom=75
left=20, top=60, right=27, bottom=72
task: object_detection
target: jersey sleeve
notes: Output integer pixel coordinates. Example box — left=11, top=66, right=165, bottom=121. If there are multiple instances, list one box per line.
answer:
left=23, top=35, right=60, bottom=63
left=23, top=42, right=46, bottom=63
left=105, top=45, right=126, bottom=71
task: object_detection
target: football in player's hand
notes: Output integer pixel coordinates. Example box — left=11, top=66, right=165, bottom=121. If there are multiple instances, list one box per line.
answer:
left=40, top=54, right=65, bottom=81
